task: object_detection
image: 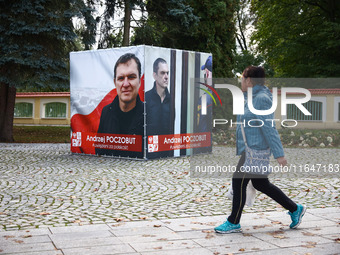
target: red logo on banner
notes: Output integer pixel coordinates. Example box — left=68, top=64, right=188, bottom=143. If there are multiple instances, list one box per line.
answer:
left=72, top=132, right=142, bottom=154
left=72, top=132, right=82, bottom=147
left=148, top=132, right=211, bottom=152
left=148, top=135, right=159, bottom=152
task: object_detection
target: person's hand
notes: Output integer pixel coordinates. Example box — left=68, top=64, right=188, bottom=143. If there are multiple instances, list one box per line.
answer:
left=277, top=157, right=287, bottom=166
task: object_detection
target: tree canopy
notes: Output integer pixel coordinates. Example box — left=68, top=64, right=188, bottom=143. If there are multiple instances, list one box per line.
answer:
left=91, top=0, right=146, bottom=48
left=0, top=0, right=96, bottom=142
left=251, top=0, right=340, bottom=77
left=132, top=0, right=237, bottom=77
left=0, top=0, right=96, bottom=91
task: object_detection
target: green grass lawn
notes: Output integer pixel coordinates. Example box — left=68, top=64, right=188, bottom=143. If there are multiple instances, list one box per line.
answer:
left=13, top=126, right=70, bottom=143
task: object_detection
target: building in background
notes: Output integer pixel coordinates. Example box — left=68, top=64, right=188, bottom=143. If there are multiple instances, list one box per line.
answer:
left=274, top=88, right=340, bottom=129
left=14, top=88, right=340, bottom=129
left=14, top=92, right=70, bottom=126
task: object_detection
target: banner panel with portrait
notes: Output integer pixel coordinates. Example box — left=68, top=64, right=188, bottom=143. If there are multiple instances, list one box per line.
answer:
left=70, top=45, right=212, bottom=159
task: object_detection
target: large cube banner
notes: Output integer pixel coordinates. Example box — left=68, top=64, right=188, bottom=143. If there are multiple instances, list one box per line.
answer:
left=70, top=45, right=212, bottom=159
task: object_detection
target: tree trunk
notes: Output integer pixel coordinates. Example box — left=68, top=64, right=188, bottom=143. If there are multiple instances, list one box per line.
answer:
left=0, top=83, right=16, bottom=142
left=123, top=0, right=131, bottom=46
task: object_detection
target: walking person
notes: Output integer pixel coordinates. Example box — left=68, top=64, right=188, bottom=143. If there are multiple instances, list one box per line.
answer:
left=214, top=66, right=306, bottom=233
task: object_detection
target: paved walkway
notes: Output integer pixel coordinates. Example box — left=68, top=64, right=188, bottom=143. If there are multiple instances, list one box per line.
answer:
left=0, top=208, right=339, bottom=254
left=0, top=144, right=339, bottom=254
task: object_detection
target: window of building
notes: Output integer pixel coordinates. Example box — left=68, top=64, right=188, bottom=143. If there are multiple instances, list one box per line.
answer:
left=14, top=102, right=33, bottom=118
left=338, top=102, right=340, bottom=121
left=286, top=100, right=323, bottom=121
left=45, top=102, right=66, bottom=118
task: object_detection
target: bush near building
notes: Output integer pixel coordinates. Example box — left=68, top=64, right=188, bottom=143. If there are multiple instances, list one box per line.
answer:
left=13, top=126, right=70, bottom=143
left=213, top=129, right=340, bottom=148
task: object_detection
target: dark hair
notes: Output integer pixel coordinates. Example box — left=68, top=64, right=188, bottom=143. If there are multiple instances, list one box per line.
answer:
left=153, top=58, right=167, bottom=74
left=243, top=66, right=265, bottom=85
left=114, top=53, right=141, bottom=79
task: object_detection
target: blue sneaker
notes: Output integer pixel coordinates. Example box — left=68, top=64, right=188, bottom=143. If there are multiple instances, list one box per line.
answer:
left=214, top=220, right=242, bottom=234
left=288, top=204, right=306, bottom=229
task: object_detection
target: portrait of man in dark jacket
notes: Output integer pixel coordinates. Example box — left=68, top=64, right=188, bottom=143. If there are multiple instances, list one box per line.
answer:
left=95, top=53, right=144, bottom=158
left=145, top=58, right=174, bottom=158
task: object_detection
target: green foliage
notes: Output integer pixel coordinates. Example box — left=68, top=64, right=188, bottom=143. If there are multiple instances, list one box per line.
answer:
left=213, top=128, right=340, bottom=148
left=235, top=0, right=254, bottom=52
left=187, top=0, right=237, bottom=77
left=0, top=0, right=96, bottom=91
left=279, top=129, right=340, bottom=148
left=233, top=50, right=275, bottom=77
left=251, top=0, right=340, bottom=77
left=132, top=0, right=199, bottom=47
left=13, top=125, right=70, bottom=143
left=97, top=0, right=145, bottom=48
left=132, top=0, right=237, bottom=78
left=75, top=1, right=97, bottom=50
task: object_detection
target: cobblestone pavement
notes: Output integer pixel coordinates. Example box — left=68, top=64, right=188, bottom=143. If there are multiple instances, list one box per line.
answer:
left=0, top=144, right=339, bottom=231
